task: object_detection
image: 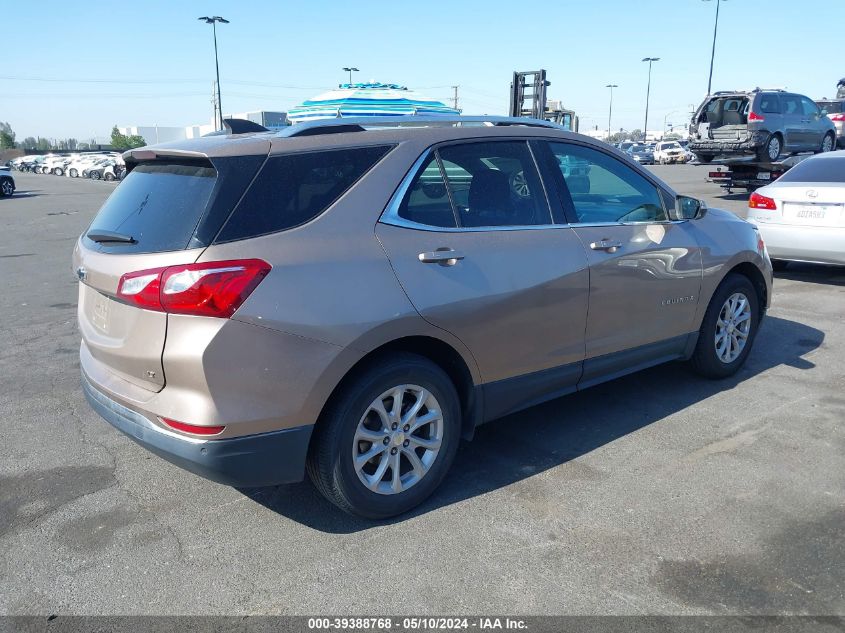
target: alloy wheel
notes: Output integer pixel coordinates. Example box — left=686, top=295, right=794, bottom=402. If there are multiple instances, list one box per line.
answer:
left=822, top=135, right=834, bottom=153
left=1, top=181, right=12, bottom=196
left=715, top=292, right=752, bottom=363
left=352, top=384, right=443, bottom=495
left=767, top=136, right=781, bottom=160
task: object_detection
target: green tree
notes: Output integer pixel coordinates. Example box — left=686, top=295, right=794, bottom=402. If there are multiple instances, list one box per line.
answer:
left=0, top=121, right=15, bottom=149
left=110, top=126, right=146, bottom=150
left=21, top=136, right=37, bottom=149
left=35, top=137, right=51, bottom=150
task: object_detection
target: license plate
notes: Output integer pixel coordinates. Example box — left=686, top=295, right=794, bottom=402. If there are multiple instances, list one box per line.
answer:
left=784, top=203, right=842, bottom=223
left=756, top=172, right=771, bottom=180
left=92, top=294, right=110, bottom=331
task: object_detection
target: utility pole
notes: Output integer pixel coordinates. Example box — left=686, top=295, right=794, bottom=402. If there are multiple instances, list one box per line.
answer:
left=605, top=84, right=618, bottom=141
left=642, top=57, right=660, bottom=141
left=451, top=85, right=459, bottom=111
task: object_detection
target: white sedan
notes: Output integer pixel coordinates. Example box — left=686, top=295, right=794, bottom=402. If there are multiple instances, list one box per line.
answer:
left=747, top=151, right=845, bottom=269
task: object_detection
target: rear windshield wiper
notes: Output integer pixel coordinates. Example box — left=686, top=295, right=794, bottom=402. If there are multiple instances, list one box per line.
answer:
left=86, top=230, right=137, bottom=244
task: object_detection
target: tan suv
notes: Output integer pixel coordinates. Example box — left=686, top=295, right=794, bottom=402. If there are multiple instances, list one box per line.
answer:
left=75, top=116, right=773, bottom=518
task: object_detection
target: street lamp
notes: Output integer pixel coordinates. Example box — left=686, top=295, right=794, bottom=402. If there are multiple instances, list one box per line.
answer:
left=703, top=0, right=726, bottom=95
left=198, top=16, right=229, bottom=130
left=342, top=67, right=360, bottom=85
left=642, top=57, right=660, bottom=141
left=605, top=84, right=618, bottom=142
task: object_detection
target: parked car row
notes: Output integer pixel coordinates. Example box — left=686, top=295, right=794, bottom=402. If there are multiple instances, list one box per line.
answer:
left=612, top=140, right=695, bottom=165
left=8, top=153, right=125, bottom=181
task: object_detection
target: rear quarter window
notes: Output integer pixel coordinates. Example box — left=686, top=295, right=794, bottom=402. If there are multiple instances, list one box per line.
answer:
left=215, top=145, right=392, bottom=242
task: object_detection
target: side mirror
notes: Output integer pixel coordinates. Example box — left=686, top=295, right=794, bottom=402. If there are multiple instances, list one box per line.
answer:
left=675, top=195, right=707, bottom=220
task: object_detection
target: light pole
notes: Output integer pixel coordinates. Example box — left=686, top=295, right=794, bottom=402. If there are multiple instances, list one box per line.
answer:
left=703, top=0, right=726, bottom=95
left=342, top=67, right=359, bottom=85
left=605, top=84, right=618, bottom=141
left=642, top=57, right=660, bottom=141
left=198, top=16, right=229, bottom=130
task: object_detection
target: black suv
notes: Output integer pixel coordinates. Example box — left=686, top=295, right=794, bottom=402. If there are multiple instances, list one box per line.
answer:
left=689, top=89, right=837, bottom=163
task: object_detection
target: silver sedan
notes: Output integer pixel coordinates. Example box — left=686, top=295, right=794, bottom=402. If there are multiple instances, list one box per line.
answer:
left=747, top=151, right=845, bottom=269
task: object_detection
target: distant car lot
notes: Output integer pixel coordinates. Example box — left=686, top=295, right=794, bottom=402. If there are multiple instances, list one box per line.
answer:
left=0, top=168, right=842, bottom=615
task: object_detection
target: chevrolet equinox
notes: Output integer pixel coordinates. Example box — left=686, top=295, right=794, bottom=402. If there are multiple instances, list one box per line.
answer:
left=75, top=116, right=773, bottom=518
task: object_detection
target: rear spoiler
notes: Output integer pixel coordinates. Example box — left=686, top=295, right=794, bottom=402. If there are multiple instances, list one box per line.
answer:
left=201, top=118, right=270, bottom=136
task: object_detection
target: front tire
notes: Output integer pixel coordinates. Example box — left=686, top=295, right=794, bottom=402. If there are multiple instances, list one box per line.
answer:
left=104, top=172, right=115, bottom=181
left=688, top=273, right=760, bottom=379
left=0, top=178, right=14, bottom=197
left=307, top=353, right=461, bottom=519
left=90, top=170, right=101, bottom=180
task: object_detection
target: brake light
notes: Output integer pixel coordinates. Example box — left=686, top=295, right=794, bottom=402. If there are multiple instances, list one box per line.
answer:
left=748, top=111, right=765, bottom=122
left=749, top=192, right=777, bottom=210
left=117, top=259, right=271, bottom=318
left=830, top=113, right=845, bottom=122
left=160, top=417, right=225, bottom=436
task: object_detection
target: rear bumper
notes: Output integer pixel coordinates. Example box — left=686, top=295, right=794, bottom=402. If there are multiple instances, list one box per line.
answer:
left=690, top=132, right=766, bottom=156
left=82, top=370, right=313, bottom=487
left=757, top=223, right=845, bottom=265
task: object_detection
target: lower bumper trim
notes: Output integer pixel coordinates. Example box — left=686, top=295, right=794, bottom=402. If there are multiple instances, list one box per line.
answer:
left=82, top=371, right=313, bottom=488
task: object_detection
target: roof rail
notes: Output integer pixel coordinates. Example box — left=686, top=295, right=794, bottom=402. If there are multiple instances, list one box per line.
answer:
left=278, top=115, right=566, bottom=138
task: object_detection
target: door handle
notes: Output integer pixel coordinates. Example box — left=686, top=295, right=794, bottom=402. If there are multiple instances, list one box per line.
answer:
left=589, top=239, right=623, bottom=253
left=418, top=248, right=465, bottom=266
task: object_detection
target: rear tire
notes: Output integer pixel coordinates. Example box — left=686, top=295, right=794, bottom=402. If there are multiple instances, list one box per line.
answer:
left=104, top=172, right=115, bottom=181
left=820, top=132, right=835, bottom=154
left=90, top=171, right=101, bottom=180
left=757, top=134, right=781, bottom=162
left=54, top=167, right=64, bottom=177
left=307, top=353, right=461, bottom=519
left=688, top=273, right=760, bottom=379
left=69, top=168, right=78, bottom=178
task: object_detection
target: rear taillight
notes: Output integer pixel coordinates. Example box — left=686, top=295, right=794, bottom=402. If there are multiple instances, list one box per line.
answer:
left=830, top=113, right=845, bottom=122
left=117, top=259, right=271, bottom=318
left=160, top=417, right=225, bottom=436
left=749, top=192, right=777, bottom=210
left=748, top=111, right=765, bottom=122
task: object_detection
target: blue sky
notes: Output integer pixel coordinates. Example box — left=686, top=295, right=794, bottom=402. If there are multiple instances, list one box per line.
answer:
left=3, top=0, right=843, bottom=140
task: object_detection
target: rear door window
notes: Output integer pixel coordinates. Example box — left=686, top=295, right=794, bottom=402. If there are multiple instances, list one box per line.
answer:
left=84, top=161, right=217, bottom=253
left=436, top=141, right=551, bottom=227
left=216, top=145, right=391, bottom=242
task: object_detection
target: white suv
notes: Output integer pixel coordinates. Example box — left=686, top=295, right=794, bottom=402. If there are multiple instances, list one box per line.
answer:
left=654, top=141, right=688, bottom=164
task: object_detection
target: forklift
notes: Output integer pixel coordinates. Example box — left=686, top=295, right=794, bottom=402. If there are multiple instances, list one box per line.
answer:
left=509, top=70, right=578, bottom=132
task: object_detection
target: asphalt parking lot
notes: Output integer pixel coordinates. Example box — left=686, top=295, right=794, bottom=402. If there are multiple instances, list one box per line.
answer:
left=1, top=167, right=843, bottom=616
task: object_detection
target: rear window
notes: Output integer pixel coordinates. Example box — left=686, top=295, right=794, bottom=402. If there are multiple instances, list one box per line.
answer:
left=215, top=145, right=392, bottom=243
left=818, top=101, right=843, bottom=115
left=84, top=161, right=216, bottom=253
left=777, top=157, right=845, bottom=184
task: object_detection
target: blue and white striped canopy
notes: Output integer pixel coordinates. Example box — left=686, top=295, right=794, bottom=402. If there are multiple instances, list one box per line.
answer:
left=287, top=83, right=460, bottom=123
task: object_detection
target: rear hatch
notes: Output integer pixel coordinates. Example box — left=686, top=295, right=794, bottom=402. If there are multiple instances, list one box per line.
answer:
left=693, top=95, right=751, bottom=141
left=754, top=158, right=845, bottom=228
left=74, top=154, right=264, bottom=392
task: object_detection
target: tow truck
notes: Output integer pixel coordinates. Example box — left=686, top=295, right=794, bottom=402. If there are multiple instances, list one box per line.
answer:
left=700, top=153, right=816, bottom=194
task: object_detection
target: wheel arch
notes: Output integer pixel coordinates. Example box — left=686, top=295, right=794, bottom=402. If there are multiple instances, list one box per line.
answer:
left=311, top=335, right=481, bottom=454
left=723, top=261, right=769, bottom=321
